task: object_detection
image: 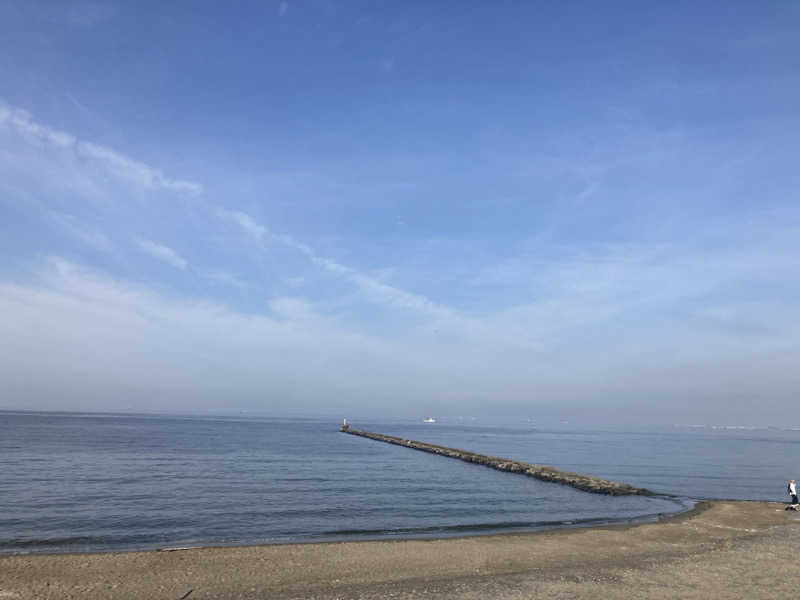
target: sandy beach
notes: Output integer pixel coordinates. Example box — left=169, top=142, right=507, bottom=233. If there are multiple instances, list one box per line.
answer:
left=1, top=501, right=798, bottom=599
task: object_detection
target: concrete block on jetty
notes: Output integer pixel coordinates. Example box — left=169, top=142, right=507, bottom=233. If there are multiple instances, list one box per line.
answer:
left=340, top=426, right=652, bottom=496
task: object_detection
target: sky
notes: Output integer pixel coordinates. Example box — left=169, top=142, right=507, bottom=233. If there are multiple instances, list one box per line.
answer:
left=1, top=1, right=799, bottom=425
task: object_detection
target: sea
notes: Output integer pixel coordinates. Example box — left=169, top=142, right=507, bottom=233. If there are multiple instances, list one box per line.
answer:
left=0, top=411, right=796, bottom=555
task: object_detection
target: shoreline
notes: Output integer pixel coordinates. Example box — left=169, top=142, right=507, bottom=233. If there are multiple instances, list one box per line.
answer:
left=0, top=494, right=696, bottom=558
left=3, top=500, right=798, bottom=599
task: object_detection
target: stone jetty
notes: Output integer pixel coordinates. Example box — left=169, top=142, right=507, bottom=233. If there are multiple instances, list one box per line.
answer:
left=340, top=425, right=652, bottom=496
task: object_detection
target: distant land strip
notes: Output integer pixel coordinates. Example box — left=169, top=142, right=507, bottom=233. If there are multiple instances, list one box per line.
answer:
left=340, top=426, right=653, bottom=496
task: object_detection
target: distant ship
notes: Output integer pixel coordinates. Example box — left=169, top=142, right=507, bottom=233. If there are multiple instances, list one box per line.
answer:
left=423, top=417, right=436, bottom=423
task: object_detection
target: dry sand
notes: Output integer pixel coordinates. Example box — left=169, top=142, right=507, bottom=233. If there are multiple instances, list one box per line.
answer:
left=2, top=501, right=799, bottom=599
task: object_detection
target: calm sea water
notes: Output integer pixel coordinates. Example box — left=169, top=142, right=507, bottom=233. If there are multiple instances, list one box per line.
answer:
left=0, top=412, right=795, bottom=554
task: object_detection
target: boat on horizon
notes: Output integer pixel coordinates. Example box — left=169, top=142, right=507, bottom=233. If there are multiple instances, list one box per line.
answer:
left=423, top=417, right=436, bottom=423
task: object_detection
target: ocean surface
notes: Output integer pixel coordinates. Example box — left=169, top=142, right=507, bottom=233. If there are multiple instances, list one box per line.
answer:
left=0, top=411, right=796, bottom=555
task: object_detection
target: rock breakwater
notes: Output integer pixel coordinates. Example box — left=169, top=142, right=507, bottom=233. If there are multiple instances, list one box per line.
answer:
left=340, top=426, right=652, bottom=496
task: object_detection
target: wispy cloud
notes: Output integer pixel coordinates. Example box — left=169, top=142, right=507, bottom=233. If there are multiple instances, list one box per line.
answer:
left=47, top=212, right=117, bottom=255
left=200, top=269, right=248, bottom=288
left=4, top=107, right=458, bottom=326
left=77, top=142, right=203, bottom=195
left=135, top=238, right=188, bottom=270
left=219, top=209, right=267, bottom=240
left=217, top=208, right=459, bottom=321
left=310, top=254, right=457, bottom=319
left=0, top=105, right=76, bottom=147
left=0, top=101, right=202, bottom=195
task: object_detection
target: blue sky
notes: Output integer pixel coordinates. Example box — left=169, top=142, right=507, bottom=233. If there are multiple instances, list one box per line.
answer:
left=1, top=1, right=799, bottom=424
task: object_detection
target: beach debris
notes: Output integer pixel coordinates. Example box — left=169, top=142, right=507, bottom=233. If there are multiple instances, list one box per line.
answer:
left=177, top=590, right=193, bottom=600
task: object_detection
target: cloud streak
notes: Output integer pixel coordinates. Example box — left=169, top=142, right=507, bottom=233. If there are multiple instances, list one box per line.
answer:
left=217, top=208, right=460, bottom=321
left=47, top=212, right=118, bottom=255
left=78, top=142, right=203, bottom=195
left=0, top=101, right=202, bottom=195
left=135, top=238, right=188, bottom=270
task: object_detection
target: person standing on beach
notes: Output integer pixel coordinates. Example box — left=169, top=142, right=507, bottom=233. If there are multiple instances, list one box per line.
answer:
left=789, top=480, right=797, bottom=505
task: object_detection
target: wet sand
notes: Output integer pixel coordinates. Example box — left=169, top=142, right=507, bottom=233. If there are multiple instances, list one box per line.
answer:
left=1, top=501, right=798, bottom=599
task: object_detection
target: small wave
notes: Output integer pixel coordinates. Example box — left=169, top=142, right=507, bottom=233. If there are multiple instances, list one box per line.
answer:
left=318, top=507, right=691, bottom=539
left=0, top=533, right=151, bottom=551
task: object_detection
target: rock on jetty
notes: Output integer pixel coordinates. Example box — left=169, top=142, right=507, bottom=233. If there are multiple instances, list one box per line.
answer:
left=340, top=426, right=652, bottom=496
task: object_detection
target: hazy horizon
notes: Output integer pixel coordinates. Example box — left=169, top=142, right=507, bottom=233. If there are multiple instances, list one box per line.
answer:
left=2, top=2, right=799, bottom=426
left=4, top=406, right=800, bottom=432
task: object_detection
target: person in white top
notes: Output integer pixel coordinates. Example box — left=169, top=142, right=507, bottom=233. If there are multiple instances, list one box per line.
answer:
left=789, top=479, right=797, bottom=505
